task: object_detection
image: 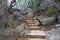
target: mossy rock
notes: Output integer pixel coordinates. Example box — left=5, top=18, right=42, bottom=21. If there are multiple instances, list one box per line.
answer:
left=47, top=6, right=55, bottom=15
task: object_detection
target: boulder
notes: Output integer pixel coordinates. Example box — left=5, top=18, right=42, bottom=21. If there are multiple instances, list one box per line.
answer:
left=7, top=0, right=13, bottom=8
left=20, top=5, right=28, bottom=15
left=34, top=19, right=40, bottom=26
left=13, top=11, right=25, bottom=21
left=37, top=16, right=56, bottom=26
left=34, top=17, right=42, bottom=26
left=15, top=23, right=29, bottom=35
left=46, top=30, right=60, bottom=40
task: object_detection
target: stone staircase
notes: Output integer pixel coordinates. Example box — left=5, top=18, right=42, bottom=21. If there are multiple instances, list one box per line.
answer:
left=25, top=15, right=46, bottom=40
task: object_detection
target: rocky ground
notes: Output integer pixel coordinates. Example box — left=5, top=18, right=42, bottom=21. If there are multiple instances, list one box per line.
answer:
left=0, top=0, right=60, bottom=40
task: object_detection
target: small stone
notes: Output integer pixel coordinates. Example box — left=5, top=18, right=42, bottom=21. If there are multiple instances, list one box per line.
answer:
left=47, top=30, right=60, bottom=40
left=55, top=24, right=60, bottom=27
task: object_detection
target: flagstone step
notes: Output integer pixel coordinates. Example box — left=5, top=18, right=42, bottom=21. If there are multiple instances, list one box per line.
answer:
left=27, top=30, right=46, bottom=36
left=25, top=15, right=46, bottom=40
left=25, top=18, right=33, bottom=19
left=25, top=20, right=34, bottom=21
left=28, top=25, right=36, bottom=27
left=27, top=24, right=36, bottom=26
left=28, top=27, right=41, bottom=30
left=25, top=17, right=34, bottom=20
left=27, top=38, right=46, bottom=40
left=26, top=22, right=34, bottom=24
left=25, top=15, right=34, bottom=18
left=26, top=22, right=35, bottom=24
left=26, top=35, right=45, bottom=38
left=26, top=21, right=34, bottom=23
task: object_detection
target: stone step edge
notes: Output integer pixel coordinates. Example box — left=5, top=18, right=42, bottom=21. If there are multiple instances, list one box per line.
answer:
left=26, top=35, right=45, bottom=39
left=27, top=38, right=46, bottom=40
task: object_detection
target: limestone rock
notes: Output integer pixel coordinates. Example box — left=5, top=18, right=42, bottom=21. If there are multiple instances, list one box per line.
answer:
left=47, top=30, right=60, bottom=40
left=15, top=23, right=29, bottom=35
left=26, top=8, right=33, bottom=16
left=37, top=16, right=56, bottom=26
